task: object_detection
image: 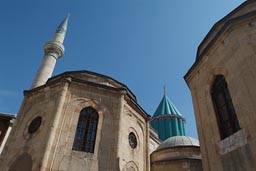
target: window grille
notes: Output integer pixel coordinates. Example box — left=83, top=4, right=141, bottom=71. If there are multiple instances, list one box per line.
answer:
left=72, top=107, right=99, bottom=153
left=211, top=75, right=240, bottom=139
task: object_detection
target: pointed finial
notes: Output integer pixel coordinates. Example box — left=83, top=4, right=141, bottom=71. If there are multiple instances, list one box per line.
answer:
left=164, top=85, right=166, bottom=96
left=54, top=14, right=70, bottom=43
left=58, top=14, right=70, bottom=31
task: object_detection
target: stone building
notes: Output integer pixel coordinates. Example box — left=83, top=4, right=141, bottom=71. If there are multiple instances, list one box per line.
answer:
left=0, top=12, right=201, bottom=171
left=185, top=0, right=256, bottom=170
left=1, top=70, right=152, bottom=171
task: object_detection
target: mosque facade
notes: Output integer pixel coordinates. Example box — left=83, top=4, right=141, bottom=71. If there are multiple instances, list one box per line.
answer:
left=0, top=12, right=201, bottom=171
left=2, top=1, right=256, bottom=171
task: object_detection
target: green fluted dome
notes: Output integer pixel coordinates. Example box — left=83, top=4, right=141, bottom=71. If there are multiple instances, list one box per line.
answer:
left=151, top=93, right=186, bottom=141
left=153, top=95, right=182, bottom=117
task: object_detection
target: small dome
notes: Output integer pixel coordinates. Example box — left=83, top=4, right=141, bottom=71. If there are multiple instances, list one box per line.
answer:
left=156, top=136, right=199, bottom=151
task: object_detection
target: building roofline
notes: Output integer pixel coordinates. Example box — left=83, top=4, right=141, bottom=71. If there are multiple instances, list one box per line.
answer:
left=0, top=113, right=16, bottom=118
left=25, top=70, right=150, bottom=120
left=196, top=0, right=254, bottom=61
left=27, top=70, right=137, bottom=100
left=51, top=70, right=137, bottom=101
left=184, top=0, right=256, bottom=82
left=151, top=156, right=202, bottom=163
left=153, top=145, right=200, bottom=153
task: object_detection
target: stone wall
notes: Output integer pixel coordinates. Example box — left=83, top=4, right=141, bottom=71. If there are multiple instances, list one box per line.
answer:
left=0, top=81, right=66, bottom=171
left=151, top=146, right=202, bottom=171
left=185, top=3, right=256, bottom=170
left=151, top=158, right=202, bottom=171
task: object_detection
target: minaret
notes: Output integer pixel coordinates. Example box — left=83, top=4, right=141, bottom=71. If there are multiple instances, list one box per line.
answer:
left=30, top=14, right=69, bottom=89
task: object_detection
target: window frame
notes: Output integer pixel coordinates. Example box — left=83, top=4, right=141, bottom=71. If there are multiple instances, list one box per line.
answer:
left=211, top=75, right=240, bottom=139
left=72, top=107, right=99, bottom=153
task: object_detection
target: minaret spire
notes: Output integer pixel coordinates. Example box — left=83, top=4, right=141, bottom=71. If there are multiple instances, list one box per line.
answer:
left=164, top=84, right=166, bottom=96
left=30, top=15, right=70, bottom=89
left=59, top=14, right=69, bottom=30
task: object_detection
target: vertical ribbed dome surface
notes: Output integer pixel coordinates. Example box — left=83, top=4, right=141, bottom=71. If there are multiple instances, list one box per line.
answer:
left=153, top=95, right=182, bottom=117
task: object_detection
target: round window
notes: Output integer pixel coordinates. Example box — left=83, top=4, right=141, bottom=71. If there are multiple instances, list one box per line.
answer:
left=28, top=116, right=42, bottom=134
left=128, top=132, right=137, bottom=149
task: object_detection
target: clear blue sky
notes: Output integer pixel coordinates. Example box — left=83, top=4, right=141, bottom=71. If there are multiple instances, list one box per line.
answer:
left=0, top=0, right=244, bottom=138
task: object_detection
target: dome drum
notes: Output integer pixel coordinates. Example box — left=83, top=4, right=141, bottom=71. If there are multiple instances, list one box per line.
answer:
left=151, top=136, right=202, bottom=171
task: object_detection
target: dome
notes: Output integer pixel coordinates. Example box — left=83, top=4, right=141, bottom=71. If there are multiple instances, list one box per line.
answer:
left=156, top=136, right=199, bottom=151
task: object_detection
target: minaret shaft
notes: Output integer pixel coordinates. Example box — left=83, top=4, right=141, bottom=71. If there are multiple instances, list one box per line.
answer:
left=30, top=15, right=69, bottom=89
left=31, top=54, right=57, bottom=88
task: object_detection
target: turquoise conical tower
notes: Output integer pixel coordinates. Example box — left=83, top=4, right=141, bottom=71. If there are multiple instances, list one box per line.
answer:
left=151, top=87, right=186, bottom=141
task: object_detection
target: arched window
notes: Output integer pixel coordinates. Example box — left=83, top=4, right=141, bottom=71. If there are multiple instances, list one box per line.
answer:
left=211, top=75, right=240, bottom=139
left=72, top=107, right=99, bottom=153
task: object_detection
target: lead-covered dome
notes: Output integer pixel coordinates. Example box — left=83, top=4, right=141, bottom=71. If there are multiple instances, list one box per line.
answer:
left=157, top=136, right=199, bottom=151
left=151, top=136, right=202, bottom=170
